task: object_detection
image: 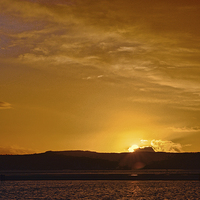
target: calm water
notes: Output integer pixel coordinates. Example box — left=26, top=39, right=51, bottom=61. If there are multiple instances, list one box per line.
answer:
left=1, top=180, right=200, bottom=199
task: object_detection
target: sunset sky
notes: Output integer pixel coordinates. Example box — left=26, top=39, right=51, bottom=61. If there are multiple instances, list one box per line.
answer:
left=1, top=0, right=200, bottom=154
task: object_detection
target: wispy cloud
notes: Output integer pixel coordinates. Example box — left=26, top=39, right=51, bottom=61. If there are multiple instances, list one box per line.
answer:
left=117, top=46, right=137, bottom=52
left=139, top=139, right=185, bottom=153
left=1, top=0, right=200, bottom=153
left=150, top=139, right=183, bottom=153
left=168, top=126, right=200, bottom=133
left=0, top=101, right=12, bottom=109
left=0, top=145, right=35, bottom=155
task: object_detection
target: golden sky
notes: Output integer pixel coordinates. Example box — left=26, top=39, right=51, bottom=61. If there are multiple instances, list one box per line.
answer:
left=1, top=0, right=200, bottom=154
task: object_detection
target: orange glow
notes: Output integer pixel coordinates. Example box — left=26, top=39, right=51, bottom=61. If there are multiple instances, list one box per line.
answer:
left=128, top=144, right=139, bottom=152
left=0, top=0, right=200, bottom=154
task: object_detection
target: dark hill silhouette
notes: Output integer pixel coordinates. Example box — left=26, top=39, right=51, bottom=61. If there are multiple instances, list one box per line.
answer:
left=0, top=150, right=200, bottom=170
left=0, top=153, right=117, bottom=170
left=144, top=152, right=200, bottom=169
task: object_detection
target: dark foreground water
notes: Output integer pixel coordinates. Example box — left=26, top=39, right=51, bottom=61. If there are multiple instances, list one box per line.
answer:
left=1, top=180, right=200, bottom=199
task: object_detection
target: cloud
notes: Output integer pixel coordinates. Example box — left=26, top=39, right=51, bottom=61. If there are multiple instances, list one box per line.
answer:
left=1, top=0, right=200, bottom=153
left=168, top=126, right=200, bottom=133
left=148, top=74, right=200, bottom=94
left=0, top=146, right=35, bottom=155
left=139, top=139, right=191, bottom=153
left=129, top=139, right=185, bottom=153
left=151, top=139, right=182, bottom=153
left=27, top=0, right=75, bottom=6
left=117, top=46, right=136, bottom=52
left=83, top=75, right=104, bottom=80
left=0, top=101, right=12, bottom=109
left=140, top=139, right=148, bottom=144
left=0, top=0, right=61, bottom=21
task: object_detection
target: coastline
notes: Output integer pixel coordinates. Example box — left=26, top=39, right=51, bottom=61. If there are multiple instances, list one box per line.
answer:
left=1, top=170, right=200, bottom=181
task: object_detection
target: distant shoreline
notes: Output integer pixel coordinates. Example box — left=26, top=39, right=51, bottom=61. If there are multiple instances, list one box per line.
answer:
left=1, top=170, right=200, bottom=181
left=1, top=151, right=200, bottom=171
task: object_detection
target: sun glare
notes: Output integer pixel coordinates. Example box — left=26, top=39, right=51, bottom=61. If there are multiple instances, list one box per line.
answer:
left=128, top=144, right=139, bottom=152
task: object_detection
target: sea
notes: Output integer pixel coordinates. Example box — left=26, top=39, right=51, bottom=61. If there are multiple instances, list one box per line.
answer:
left=1, top=180, right=200, bottom=199
left=1, top=170, right=200, bottom=199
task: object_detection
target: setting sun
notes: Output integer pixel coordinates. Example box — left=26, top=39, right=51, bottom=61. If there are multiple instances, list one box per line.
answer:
left=128, top=144, right=139, bottom=152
